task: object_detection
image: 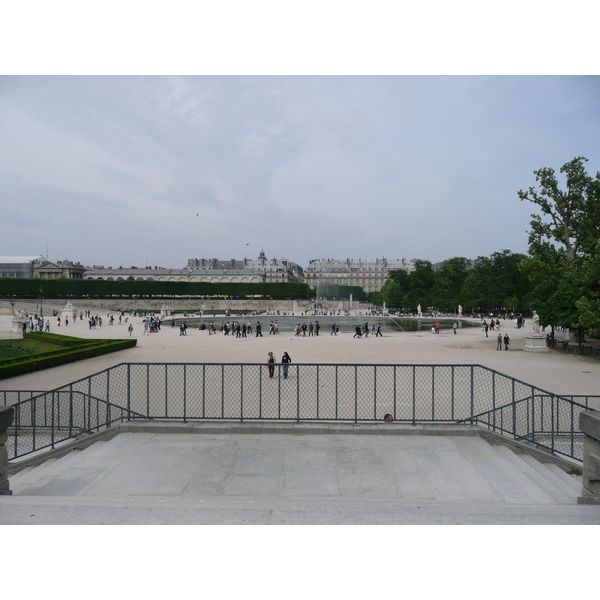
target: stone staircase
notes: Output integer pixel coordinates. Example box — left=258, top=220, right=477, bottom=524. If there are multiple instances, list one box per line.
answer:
left=2, top=428, right=598, bottom=524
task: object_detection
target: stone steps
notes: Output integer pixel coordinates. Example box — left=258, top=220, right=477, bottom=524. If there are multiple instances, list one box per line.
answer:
left=3, top=431, right=597, bottom=524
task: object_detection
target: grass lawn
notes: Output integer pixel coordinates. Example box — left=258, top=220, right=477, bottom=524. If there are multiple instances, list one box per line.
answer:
left=0, top=338, right=69, bottom=361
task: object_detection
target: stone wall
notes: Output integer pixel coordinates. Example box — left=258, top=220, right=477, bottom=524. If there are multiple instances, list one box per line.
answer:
left=3, top=298, right=371, bottom=314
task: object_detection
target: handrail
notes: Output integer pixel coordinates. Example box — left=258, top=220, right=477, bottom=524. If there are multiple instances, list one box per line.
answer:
left=4, top=363, right=599, bottom=463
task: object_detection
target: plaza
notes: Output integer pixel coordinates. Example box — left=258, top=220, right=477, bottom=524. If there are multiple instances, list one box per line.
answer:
left=1, top=303, right=600, bottom=524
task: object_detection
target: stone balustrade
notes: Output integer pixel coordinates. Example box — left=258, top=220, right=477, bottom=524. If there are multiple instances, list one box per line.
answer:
left=0, top=406, right=15, bottom=495
left=578, top=410, right=600, bottom=504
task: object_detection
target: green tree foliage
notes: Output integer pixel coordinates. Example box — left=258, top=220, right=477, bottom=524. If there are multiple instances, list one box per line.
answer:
left=518, top=157, right=600, bottom=337
left=431, top=257, right=470, bottom=309
left=404, top=260, right=434, bottom=309
left=373, top=253, right=529, bottom=312
left=518, top=157, right=600, bottom=266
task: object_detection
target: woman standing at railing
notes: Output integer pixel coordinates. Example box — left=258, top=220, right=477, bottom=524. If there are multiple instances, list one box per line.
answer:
left=267, top=352, right=275, bottom=378
left=281, top=352, right=292, bottom=379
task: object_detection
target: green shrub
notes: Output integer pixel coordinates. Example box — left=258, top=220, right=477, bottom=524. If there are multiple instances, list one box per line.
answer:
left=0, top=338, right=136, bottom=380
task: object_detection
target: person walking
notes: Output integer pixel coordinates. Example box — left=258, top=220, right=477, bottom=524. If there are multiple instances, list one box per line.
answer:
left=503, top=333, right=510, bottom=351
left=256, top=321, right=262, bottom=337
left=331, top=323, right=337, bottom=336
left=267, top=352, right=275, bottom=378
left=281, top=352, right=291, bottom=379
left=453, top=322, right=458, bottom=335
left=128, top=324, right=134, bottom=337
left=376, top=323, right=382, bottom=337
left=496, top=332, right=502, bottom=350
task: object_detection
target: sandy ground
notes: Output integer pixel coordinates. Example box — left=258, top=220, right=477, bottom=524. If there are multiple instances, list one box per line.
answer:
left=1, top=306, right=599, bottom=396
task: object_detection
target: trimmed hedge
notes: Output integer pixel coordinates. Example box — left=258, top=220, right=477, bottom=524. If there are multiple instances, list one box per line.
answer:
left=0, top=337, right=137, bottom=380
left=23, top=332, right=91, bottom=347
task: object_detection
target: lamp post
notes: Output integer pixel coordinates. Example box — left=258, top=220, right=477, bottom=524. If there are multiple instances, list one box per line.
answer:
left=39, top=288, right=43, bottom=319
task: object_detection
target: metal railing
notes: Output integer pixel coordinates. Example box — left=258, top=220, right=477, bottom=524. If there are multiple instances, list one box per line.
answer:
left=2, top=390, right=46, bottom=407
left=4, top=362, right=599, bottom=462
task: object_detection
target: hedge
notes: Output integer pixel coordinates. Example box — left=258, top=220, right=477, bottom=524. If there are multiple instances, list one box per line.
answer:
left=23, top=332, right=91, bottom=347
left=0, top=338, right=137, bottom=380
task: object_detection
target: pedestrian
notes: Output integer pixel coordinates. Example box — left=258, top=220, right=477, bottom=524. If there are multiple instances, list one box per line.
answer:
left=376, top=323, right=382, bottom=337
left=267, top=352, right=275, bottom=378
left=503, top=333, right=510, bottom=351
left=128, top=324, right=134, bottom=337
left=331, top=323, right=337, bottom=336
left=496, top=333, right=502, bottom=351
left=453, top=322, right=458, bottom=335
left=281, top=352, right=291, bottom=379
left=256, top=321, right=262, bottom=337
left=484, top=323, right=489, bottom=337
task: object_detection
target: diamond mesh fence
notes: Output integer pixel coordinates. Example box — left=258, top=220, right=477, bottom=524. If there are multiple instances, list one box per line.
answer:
left=4, top=362, right=599, bottom=462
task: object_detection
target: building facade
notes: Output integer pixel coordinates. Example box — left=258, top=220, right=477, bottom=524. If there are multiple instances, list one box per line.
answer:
left=32, top=259, right=86, bottom=280
left=304, top=257, right=414, bottom=294
left=84, top=251, right=305, bottom=284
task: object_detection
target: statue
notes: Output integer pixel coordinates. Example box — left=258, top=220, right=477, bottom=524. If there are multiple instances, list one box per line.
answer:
left=532, top=311, right=540, bottom=335
left=458, top=305, right=462, bottom=317
left=417, top=304, right=422, bottom=317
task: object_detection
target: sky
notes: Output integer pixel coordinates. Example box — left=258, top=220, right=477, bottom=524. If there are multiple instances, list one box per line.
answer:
left=1, top=8, right=599, bottom=272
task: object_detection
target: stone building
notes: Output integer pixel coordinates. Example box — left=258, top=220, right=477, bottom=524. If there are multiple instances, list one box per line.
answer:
left=32, top=259, right=86, bottom=280
left=304, top=257, right=415, bottom=294
left=84, top=251, right=305, bottom=284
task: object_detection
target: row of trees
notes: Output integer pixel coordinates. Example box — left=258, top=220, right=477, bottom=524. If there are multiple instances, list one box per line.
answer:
left=369, top=250, right=532, bottom=313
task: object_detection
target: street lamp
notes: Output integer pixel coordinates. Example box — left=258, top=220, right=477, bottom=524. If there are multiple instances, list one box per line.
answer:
left=39, top=288, right=43, bottom=319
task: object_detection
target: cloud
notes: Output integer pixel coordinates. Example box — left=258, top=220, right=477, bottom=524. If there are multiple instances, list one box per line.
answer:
left=1, top=75, right=599, bottom=267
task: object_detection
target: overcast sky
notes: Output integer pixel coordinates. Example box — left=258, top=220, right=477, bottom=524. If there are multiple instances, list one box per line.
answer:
left=2, top=75, right=599, bottom=269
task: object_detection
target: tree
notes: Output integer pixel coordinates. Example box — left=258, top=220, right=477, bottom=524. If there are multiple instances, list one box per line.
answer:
left=405, top=260, right=434, bottom=309
left=518, top=157, right=600, bottom=266
left=431, top=257, right=471, bottom=310
left=518, top=157, right=600, bottom=344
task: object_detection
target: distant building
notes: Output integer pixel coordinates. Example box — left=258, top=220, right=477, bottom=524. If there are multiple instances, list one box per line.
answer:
left=84, top=251, right=305, bottom=284
left=32, top=259, right=86, bottom=280
left=304, top=257, right=415, bottom=294
left=0, top=256, right=86, bottom=280
left=0, top=256, right=45, bottom=278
